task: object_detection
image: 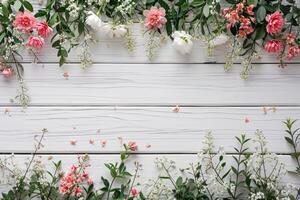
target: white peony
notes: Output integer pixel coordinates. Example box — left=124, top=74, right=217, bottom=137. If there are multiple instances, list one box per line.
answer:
left=102, top=23, right=128, bottom=38
left=172, top=31, right=193, bottom=55
left=86, top=11, right=103, bottom=31
left=210, top=34, right=229, bottom=46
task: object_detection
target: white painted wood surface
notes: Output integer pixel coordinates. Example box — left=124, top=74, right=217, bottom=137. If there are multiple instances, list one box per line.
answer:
left=1, top=63, right=300, bottom=105
left=0, top=106, right=298, bottom=153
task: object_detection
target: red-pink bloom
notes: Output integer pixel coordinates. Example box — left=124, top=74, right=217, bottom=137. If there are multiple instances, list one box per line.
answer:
left=286, top=33, right=296, bottom=44
left=128, top=141, right=138, bottom=151
left=143, top=7, right=167, bottom=30
left=246, top=5, right=255, bottom=15
left=2, top=68, right=14, bottom=78
left=222, top=8, right=231, bottom=15
left=13, top=12, right=37, bottom=33
left=264, top=40, right=282, bottom=53
left=74, top=187, right=82, bottom=197
left=131, top=188, right=139, bottom=197
left=287, top=45, right=300, bottom=60
left=87, top=178, right=93, bottom=185
left=26, top=36, right=44, bottom=49
left=36, top=21, right=53, bottom=38
left=265, top=11, right=284, bottom=34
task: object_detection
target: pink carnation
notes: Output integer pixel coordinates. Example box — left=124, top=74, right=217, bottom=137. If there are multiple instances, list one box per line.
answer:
left=128, top=141, right=138, bottom=151
left=2, top=68, right=14, bottom=78
left=264, top=40, right=282, bottom=53
left=131, top=188, right=139, bottom=197
left=26, top=36, right=44, bottom=49
left=13, top=12, right=37, bottom=33
left=143, top=7, right=167, bottom=30
left=36, top=21, right=53, bottom=38
left=265, top=11, right=284, bottom=34
left=287, top=45, right=300, bottom=60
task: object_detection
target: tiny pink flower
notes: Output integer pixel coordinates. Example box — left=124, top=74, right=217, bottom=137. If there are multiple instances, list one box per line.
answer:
left=143, top=7, right=167, bottom=30
left=13, top=12, right=37, bottom=33
left=286, top=45, right=300, bottom=60
left=244, top=117, right=250, bottom=123
left=100, top=139, right=107, bottom=148
left=246, top=5, right=255, bottom=15
left=70, top=139, right=77, bottom=146
left=264, top=40, right=282, bottom=53
left=173, top=105, right=180, bottom=113
left=36, top=21, right=53, bottom=38
left=265, top=11, right=284, bottom=35
left=63, top=72, right=70, bottom=78
left=2, top=68, right=14, bottom=78
left=286, top=33, right=296, bottom=44
left=26, top=36, right=44, bottom=49
left=87, top=178, right=93, bottom=185
left=128, top=141, right=138, bottom=151
left=131, top=188, right=139, bottom=197
left=74, top=187, right=82, bottom=197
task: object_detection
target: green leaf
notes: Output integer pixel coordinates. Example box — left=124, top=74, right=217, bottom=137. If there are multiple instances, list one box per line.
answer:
left=203, top=4, right=210, bottom=18
left=22, top=0, right=33, bottom=12
left=256, top=6, right=266, bottom=22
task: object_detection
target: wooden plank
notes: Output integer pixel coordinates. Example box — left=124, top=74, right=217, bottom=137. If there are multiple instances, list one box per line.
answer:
left=1, top=63, right=300, bottom=105
left=18, top=23, right=300, bottom=64
left=0, top=106, right=298, bottom=153
left=0, top=154, right=299, bottom=188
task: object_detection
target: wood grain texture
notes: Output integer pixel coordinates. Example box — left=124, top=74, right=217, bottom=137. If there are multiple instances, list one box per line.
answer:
left=0, top=106, right=298, bottom=153
left=0, top=154, right=298, bottom=188
left=1, top=63, right=300, bottom=105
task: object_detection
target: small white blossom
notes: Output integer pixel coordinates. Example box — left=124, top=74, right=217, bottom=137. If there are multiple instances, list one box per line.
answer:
left=172, top=31, right=193, bottom=55
left=210, top=34, right=229, bottom=46
left=86, top=11, right=103, bottom=31
left=102, top=23, right=128, bottom=38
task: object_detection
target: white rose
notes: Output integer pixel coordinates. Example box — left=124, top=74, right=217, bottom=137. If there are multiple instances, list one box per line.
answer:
left=172, top=31, right=193, bottom=55
left=210, top=34, right=229, bottom=46
left=86, top=11, right=103, bottom=31
left=102, top=23, right=128, bottom=38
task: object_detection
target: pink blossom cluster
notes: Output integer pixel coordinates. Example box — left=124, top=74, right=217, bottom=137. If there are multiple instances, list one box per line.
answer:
left=143, top=7, right=167, bottom=30
left=13, top=12, right=52, bottom=49
left=223, top=2, right=255, bottom=38
left=59, top=164, right=93, bottom=197
left=264, top=33, right=300, bottom=60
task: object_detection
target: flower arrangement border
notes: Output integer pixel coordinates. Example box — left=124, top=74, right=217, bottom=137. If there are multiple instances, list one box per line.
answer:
left=1, top=119, right=300, bottom=199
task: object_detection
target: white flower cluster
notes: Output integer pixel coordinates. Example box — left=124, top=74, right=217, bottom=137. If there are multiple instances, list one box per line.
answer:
left=86, top=11, right=128, bottom=38
left=115, top=0, right=136, bottom=16
left=172, top=31, right=193, bottom=55
left=66, top=1, right=81, bottom=19
left=198, top=131, right=229, bottom=198
left=144, top=178, right=173, bottom=200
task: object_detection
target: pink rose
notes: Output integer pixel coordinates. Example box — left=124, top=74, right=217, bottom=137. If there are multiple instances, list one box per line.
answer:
left=128, top=141, right=138, bottom=151
left=265, top=11, right=284, bottom=34
left=36, top=21, right=53, bottom=38
left=131, top=188, right=139, bottom=197
left=143, top=7, right=167, bottom=30
left=264, top=40, right=282, bottom=53
left=287, top=45, right=300, bottom=60
left=26, top=36, right=44, bottom=49
left=13, top=12, right=37, bottom=33
left=2, top=68, right=14, bottom=78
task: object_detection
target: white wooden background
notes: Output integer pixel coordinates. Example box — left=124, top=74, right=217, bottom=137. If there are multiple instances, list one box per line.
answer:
left=1, top=10, right=300, bottom=187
